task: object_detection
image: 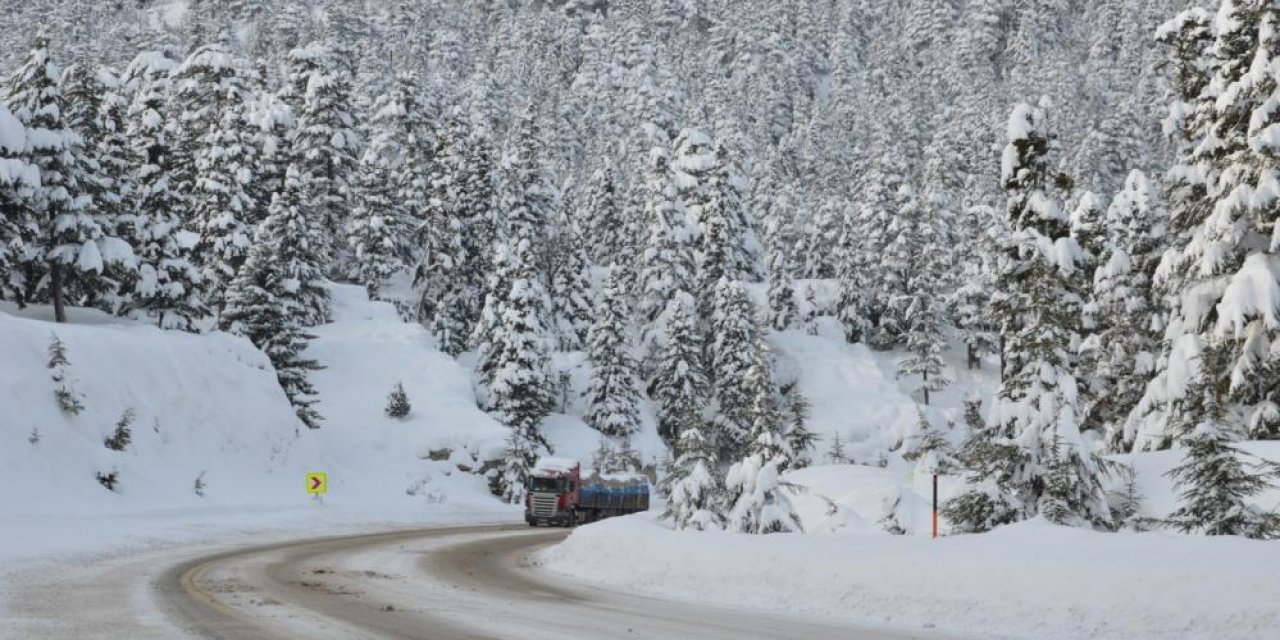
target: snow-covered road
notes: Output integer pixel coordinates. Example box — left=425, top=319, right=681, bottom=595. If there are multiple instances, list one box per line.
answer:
left=4, top=524, right=940, bottom=640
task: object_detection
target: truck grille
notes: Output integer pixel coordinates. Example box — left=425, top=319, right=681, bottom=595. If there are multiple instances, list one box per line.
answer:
left=531, top=492, right=558, bottom=517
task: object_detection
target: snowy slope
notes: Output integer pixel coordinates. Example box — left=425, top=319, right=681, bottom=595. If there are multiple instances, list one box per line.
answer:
left=0, top=285, right=518, bottom=564
left=0, top=304, right=306, bottom=515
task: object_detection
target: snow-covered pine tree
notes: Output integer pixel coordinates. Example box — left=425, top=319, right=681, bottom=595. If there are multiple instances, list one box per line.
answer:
left=245, top=91, right=293, bottom=223
left=946, top=103, right=1112, bottom=532
left=498, top=428, right=538, bottom=505
left=1069, top=191, right=1107, bottom=274
left=92, top=69, right=138, bottom=313
left=415, top=108, right=471, bottom=355
left=60, top=60, right=125, bottom=311
left=288, top=43, right=360, bottom=280
left=917, top=424, right=960, bottom=477
left=878, top=181, right=930, bottom=349
left=385, top=381, right=411, bottom=419
left=649, top=290, right=708, bottom=447
left=347, top=157, right=398, bottom=300
left=220, top=192, right=325, bottom=429
left=0, top=105, right=38, bottom=303
left=582, top=163, right=624, bottom=264
left=582, top=267, right=642, bottom=437
left=4, top=38, right=131, bottom=322
left=671, top=128, right=719, bottom=312
left=1079, top=170, right=1162, bottom=448
left=903, top=407, right=957, bottom=471
left=707, top=277, right=762, bottom=457
left=950, top=205, right=1003, bottom=369
left=835, top=209, right=872, bottom=344
left=386, top=70, right=434, bottom=267
left=894, top=197, right=952, bottom=405
left=763, top=211, right=798, bottom=331
left=456, top=123, right=498, bottom=335
left=637, top=143, right=694, bottom=358
left=274, top=167, right=328, bottom=331
left=550, top=217, right=594, bottom=351
left=725, top=346, right=803, bottom=534
left=782, top=388, right=816, bottom=471
left=480, top=231, right=554, bottom=499
left=103, top=408, right=134, bottom=451
left=178, top=45, right=260, bottom=316
left=348, top=75, right=411, bottom=299
left=47, top=333, right=84, bottom=415
left=662, top=422, right=724, bottom=531
left=121, top=52, right=207, bottom=331
left=1165, top=385, right=1280, bottom=539
left=1127, top=1, right=1280, bottom=450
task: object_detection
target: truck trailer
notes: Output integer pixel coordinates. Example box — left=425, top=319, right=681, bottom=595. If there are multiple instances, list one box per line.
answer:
left=524, top=457, right=650, bottom=527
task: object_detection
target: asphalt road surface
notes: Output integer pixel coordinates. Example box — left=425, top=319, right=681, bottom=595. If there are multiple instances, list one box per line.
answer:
left=6, top=524, right=943, bottom=640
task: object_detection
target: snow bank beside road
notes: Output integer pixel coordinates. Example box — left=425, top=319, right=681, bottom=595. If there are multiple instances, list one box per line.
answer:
left=541, top=512, right=1280, bottom=640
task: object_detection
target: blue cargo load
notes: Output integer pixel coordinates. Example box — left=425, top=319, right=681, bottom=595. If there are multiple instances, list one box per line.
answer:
left=579, top=472, right=650, bottom=512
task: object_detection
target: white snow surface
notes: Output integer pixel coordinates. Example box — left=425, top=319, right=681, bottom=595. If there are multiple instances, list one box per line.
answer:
left=0, top=284, right=519, bottom=571
left=544, top=452, right=1280, bottom=640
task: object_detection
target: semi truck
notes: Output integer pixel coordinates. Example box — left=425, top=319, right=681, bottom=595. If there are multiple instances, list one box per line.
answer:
left=524, top=457, right=650, bottom=527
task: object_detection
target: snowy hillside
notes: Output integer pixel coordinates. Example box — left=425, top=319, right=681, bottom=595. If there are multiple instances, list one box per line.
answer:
left=0, top=286, right=519, bottom=560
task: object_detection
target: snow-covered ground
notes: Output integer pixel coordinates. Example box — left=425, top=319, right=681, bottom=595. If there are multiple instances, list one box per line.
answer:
left=0, top=284, right=520, bottom=570
left=542, top=447, right=1280, bottom=640
left=542, top=510, right=1280, bottom=640
left=6, top=280, right=1279, bottom=640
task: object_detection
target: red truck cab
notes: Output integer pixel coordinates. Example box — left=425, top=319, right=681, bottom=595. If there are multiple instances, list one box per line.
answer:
left=525, top=458, right=583, bottom=527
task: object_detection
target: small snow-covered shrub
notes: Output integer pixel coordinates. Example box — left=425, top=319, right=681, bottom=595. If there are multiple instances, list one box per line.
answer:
left=385, top=382, right=411, bottom=419
left=96, top=469, right=120, bottom=492
left=104, top=409, right=135, bottom=451
left=47, top=334, right=84, bottom=415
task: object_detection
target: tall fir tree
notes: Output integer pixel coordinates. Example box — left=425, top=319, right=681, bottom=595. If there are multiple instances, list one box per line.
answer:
left=0, top=103, right=38, bottom=303
left=550, top=219, right=595, bottom=352
left=637, top=143, right=694, bottom=361
left=582, top=267, right=643, bottom=437
left=121, top=52, right=206, bottom=330
left=946, top=103, right=1111, bottom=532
left=725, top=345, right=803, bottom=534
left=763, top=211, right=798, bottom=331
left=483, top=233, right=555, bottom=502
left=707, top=277, right=763, bottom=458
left=662, top=421, right=725, bottom=531
left=1165, top=383, right=1280, bottom=539
left=950, top=205, right=1003, bottom=369
left=288, top=43, right=360, bottom=283
left=650, top=288, right=709, bottom=447
left=1127, top=0, right=1280, bottom=451
left=4, top=38, right=132, bottom=322
left=1079, top=171, right=1162, bottom=449
left=416, top=109, right=472, bottom=355
left=220, top=191, right=325, bottom=429
left=176, top=45, right=260, bottom=316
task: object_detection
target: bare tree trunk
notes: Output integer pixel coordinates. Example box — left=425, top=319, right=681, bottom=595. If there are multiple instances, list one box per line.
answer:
left=923, top=370, right=930, bottom=406
left=51, top=263, right=66, bottom=323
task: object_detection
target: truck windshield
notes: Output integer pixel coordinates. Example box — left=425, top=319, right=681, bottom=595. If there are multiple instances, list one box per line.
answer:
left=527, top=477, right=565, bottom=492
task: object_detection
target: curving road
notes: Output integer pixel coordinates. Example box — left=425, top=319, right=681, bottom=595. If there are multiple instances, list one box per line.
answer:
left=153, top=524, right=936, bottom=640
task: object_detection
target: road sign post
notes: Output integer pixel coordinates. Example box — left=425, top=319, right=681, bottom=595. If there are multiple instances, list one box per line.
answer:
left=932, top=473, right=939, bottom=539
